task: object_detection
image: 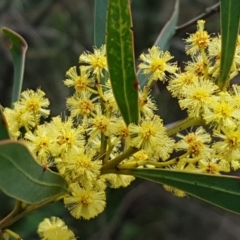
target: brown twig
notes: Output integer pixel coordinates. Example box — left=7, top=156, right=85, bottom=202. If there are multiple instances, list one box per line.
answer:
left=175, top=2, right=220, bottom=33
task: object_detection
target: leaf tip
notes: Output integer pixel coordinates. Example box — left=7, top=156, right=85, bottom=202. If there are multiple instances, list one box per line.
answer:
left=2, top=27, right=28, bottom=49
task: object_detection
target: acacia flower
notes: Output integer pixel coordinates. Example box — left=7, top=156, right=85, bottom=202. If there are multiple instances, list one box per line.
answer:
left=218, top=159, right=231, bottom=172
left=175, top=127, right=212, bottom=159
left=198, top=159, right=220, bottom=174
left=209, top=36, right=240, bottom=71
left=152, top=135, right=175, bottom=161
left=184, top=55, right=207, bottom=77
left=38, top=216, right=76, bottom=240
left=4, top=105, right=35, bottom=138
left=64, top=183, right=106, bottom=220
left=167, top=71, right=198, bottom=98
left=64, top=65, right=94, bottom=92
left=232, top=84, right=240, bottom=109
left=138, top=90, right=157, bottom=117
left=79, top=45, right=107, bottom=77
left=87, top=105, right=112, bottom=139
left=235, top=35, right=240, bottom=67
left=49, top=116, right=85, bottom=156
left=203, top=92, right=240, bottom=131
left=132, top=150, right=149, bottom=162
left=163, top=185, right=186, bottom=197
left=110, top=119, right=130, bottom=149
left=87, top=176, right=107, bottom=191
left=175, top=159, right=197, bottom=172
left=110, top=119, right=127, bottom=137
left=208, top=35, right=221, bottom=62
left=24, top=124, right=54, bottom=164
left=213, top=130, right=240, bottom=162
left=63, top=148, right=102, bottom=185
left=103, top=88, right=120, bottom=114
left=138, top=46, right=178, bottom=83
left=66, top=91, right=96, bottom=118
left=19, top=89, right=50, bottom=118
left=231, top=160, right=240, bottom=170
left=179, top=78, right=219, bottom=118
left=185, top=20, right=210, bottom=55
left=129, top=115, right=167, bottom=154
left=105, top=174, right=135, bottom=188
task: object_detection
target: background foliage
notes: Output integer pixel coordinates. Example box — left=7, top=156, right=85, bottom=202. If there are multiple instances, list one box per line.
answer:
left=2, top=0, right=240, bottom=239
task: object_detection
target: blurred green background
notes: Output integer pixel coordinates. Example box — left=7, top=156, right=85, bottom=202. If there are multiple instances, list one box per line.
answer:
left=2, top=0, right=240, bottom=239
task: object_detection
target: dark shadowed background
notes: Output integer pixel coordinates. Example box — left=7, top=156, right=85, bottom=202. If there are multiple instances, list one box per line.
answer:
left=2, top=0, right=240, bottom=239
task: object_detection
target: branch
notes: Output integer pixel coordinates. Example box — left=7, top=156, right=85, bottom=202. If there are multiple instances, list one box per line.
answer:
left=175, top=2, right=220, bottom=33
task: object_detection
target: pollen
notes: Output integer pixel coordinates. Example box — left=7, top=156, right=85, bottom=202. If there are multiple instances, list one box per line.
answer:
left=26, top=98, right=41, bottom=112
left=139, top=46, right=177, bottom=82
left=192, top=88, right=210, bottom=101
left=185, top=133, right=197, bottom=143
left=91, top=55, right=107, bottom=70
left=214, top=103, right=233, bottom=118
left=226, top=132, right=240, bottom=147
left=142, top=124, right=157, bottom=139
left=192, top=31, right=209, bottom=49
left=150, top=58, right=166, bottom=72
left=189, top=141, right=204, bottom=156
left=81, top=193, right=93, bottom=206
left=204, top=161, right=219, bottom=174
left=185, top=133, right=204, bottom=156
left=75, top=76, right=88, bottom=91
left=64, top=66, right=94, bottom=92
left=79, top=45, right=107, bottom=76
left=93, top=116, right=110, bottom=133
left=38, top=136, right=50, bottom=149
left=193, top=61, right=205, bottom=76
left=57, top=133, right=75, bottom=146
left=76, top=156, right=92, bottom=170
left=79, top=100, right=94, bottom=115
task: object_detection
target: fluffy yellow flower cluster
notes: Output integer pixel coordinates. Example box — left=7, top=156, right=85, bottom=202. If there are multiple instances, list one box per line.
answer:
left=166, top=20, right=240, bottom=175
left=135, top=20, right=240, bottom=195
left=38, top=217, right=76, bottom=240
left=4, top=20, right=240, bottom=227
left=4, top=43, right=174, bottom=222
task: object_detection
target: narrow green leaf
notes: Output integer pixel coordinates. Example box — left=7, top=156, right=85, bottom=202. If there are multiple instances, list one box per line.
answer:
left=106, top=0, right=139, bottom=125
left=94, top=0, right=108, bottom=47
left=120, top=168, right=240, bottom=214
left=0, top=108, right=10, bottom=140
left=0, top=140, right=68, bottom=204
left=138, top=0, right=179, bottom=87
left=2, top=27, right=28, bottom=106
left=218, top=0, right=240, bottom=90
